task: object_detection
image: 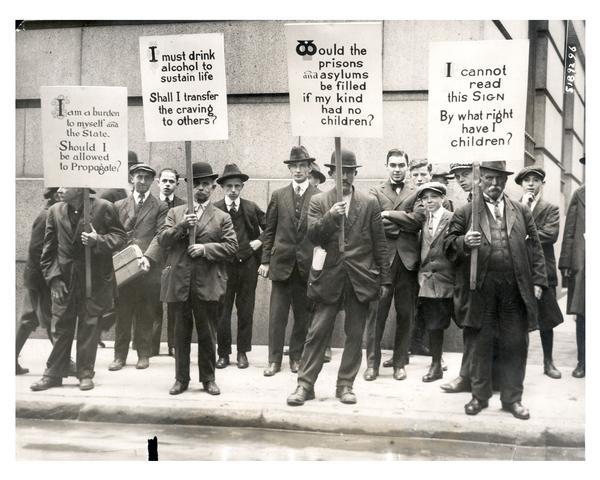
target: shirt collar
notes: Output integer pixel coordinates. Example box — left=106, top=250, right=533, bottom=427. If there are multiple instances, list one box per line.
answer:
left=225, top=197, right=240, bottom=208
left=483, top=193, right=504, bottom=205
left=133, top=191, right=148, bottom=202
left=159, top=193, right=173, bottom=202
left=292, top=179, right=309, bottom=195
left=193, top=200, right=211, bottom=212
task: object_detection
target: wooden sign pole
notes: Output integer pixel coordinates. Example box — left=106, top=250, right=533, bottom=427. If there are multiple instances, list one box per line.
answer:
left=83, top=188, right=92, bottom=298
left=334, top=137, right=345, bottom=253
left=469, top=161, right=481, bottom=290
left=185, top=141, right=196, bottom=246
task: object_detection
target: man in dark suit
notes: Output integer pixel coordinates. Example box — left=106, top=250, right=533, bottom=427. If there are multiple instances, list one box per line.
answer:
left=287, top=149, right=391, bottom=405
left=444, top=161, right=547, bottom=420
left=515, top=166, right=564, bottom=379
left=109, top=163, right=169, bottom=371
left=150, top=167, right=186, bottom=357
left=16, top=188, right=63, bottom=375
left=259, top=146, right=319, bottom=376
left=363, top=149, right=425, bottom=382
left=30, top=188, right=126, bottom=391
left=158, top=162, right=238, bottom=396
left=559, top=157, right=585, bottom=378
left=214, top=164, right=266, bottom=370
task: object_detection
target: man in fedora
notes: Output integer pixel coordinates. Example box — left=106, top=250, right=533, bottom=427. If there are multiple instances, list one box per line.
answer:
left=444, top=161, right=546, bottom=420
left=109, top=163, right=169, bottom=371
left=158, top=162, right=238, bottom=396
left=213, top=164, right=266, bottom=370
left=559, top=157, right=585, bottom=378
left=287, top=149, right=390, bottom=406
left=515, top=166, right=564, bottom=379
left=363, top=149, right=425, bottom=382
left=259, top=146, right=319, bottom=376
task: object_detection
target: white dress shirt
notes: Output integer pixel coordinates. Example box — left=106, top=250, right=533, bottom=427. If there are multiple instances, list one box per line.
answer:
left=292, top=179, right=310, bottom=196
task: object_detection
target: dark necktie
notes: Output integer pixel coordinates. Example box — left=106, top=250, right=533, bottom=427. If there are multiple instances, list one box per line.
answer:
left=392, top=182, right=403, bottom=195
left=164, top=197, right=172, bottom=208
left=294, top=186, right=302, bottom=220
left=428, top=213, right=434, bottom=234
left=230, top=204, right=237, bottom=215
left=137, top=193, right=145, bottom=210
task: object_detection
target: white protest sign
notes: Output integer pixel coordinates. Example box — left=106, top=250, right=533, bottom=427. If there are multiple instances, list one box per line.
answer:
left=285, top=22, right=383, bottom=138
left=427, top=40, right=529, bottom=165
left=139, top=33, right=228, bottom=142
left=40, top=86, right=128, bottom=188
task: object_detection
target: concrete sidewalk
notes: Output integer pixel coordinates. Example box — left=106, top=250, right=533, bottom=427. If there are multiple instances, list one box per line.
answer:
left=15, top=318, right=585, bottom=449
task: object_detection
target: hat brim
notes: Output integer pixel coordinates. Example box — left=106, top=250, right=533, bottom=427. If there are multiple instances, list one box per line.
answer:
left=515, top=170, right=545, bottom=184
left=129, top=167, right=157, bottom=176
left=216, top=173, right=249, bottom=185
left=311, top=171, right=326, bottom=184
left=185, top=173, right=219, bottom=182
left=323, top=163, right=362, bottom=169
left=417, top=187, right=445, bottom=198
left=284, top=157, right=315, bottom=164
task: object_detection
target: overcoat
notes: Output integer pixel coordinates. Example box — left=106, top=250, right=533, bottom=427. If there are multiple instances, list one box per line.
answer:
left=369, top=179, right=426, bottom=270
left=559, top=186, right=585, bottom=315
left=260, top=183, right=319, bottom=281
left=306, top=187, right=391, bottom=305
left=158, top=203, right=238, bottom=303
left=443, top=194, right=547, bottom=331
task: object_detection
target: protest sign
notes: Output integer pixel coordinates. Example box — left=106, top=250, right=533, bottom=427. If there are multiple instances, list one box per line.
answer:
left=40, top=86, right=128, bottom=188
left=139, top=33, right=229, bottom=142
left=427, top=40, right=529, bottom=165
left=285, top=22, right=383, bottom=138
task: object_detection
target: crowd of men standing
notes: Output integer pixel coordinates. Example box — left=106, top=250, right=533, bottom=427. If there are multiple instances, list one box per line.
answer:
left=16, top=146, right=585, bottom=420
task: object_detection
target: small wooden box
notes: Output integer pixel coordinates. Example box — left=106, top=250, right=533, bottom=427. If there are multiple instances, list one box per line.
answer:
left=113, top=244, right=144, bottom=287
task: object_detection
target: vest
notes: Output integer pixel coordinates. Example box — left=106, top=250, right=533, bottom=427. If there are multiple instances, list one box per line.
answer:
left=230, top=206, right=253, bottom=261
left=485, top=206, right=515, bottom=278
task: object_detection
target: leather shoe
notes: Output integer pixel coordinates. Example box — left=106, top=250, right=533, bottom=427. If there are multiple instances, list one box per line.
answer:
left=287, top=385, right=315, bottom=406
left=30, top=376, right=62, bottom=391
left=168, top=347, right=175, bottom=357
left=263, top=363, right=281, bottom=377
left=216, top=355, right=230, bottom=369
left=79, top=378, right=94, bottom=391
left=382, top=358, right=393, bottom=368
left=289, top=359, right=300, bottom=373
left=393, top=367, right=407, bottom=381
left=572, top=363, right=585, bottom=378
left=203, top=381, right=220, bottom=395
left=441, top=376, right=470, bottom=393
left=108, top=358, right=125, bottom=371
left=422, top=363, right=443, bottom=382
left=237, top=352, right=249, bottom=369
left=363, top=367, right=379, bottom=381
left=464, top=396, right=488, bottom=415
left=502, top=401, right=530, bottom=420
left=169, top=380, right=189, bottom=395
left=136, top=357, right=150, bottom=369
left=16, top=362, right=29, bottom=375
left=324, top=347, right=332, bottom=363
left=543, top=359, right=561, bottom=379
left=335, top=385, right=357, bottom=404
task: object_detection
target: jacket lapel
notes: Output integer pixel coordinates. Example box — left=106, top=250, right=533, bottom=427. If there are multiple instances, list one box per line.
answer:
left=431, top=209, right=451, bottom=243
left=58, top=203, right=74, bottom=241
left=393, top=182, right=414, bottom=209
left=479, top=201, right=491, bottom=243
left=195, top=203, right=215, bottom=237
left=284, top=184, right=298, bottom=227
left=505, top=196, right=516, bottom=236
left=381, top=180, right=396, bottom=205
left=345, top=189, right=363, bottom=230
left=135, top=194, right=154, bottom=227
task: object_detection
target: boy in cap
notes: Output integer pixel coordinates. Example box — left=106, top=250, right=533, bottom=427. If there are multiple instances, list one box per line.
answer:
left=415, top=182, right=454, bottom=382
left=515, top=166, right=564, bottom=379
left=109, top=162, right=169, bottom=371
left=259, top=146, right=319, bottom=377
left=213, top=164, right=266, bottom=369
left=158, top=162, right=238, bottom=396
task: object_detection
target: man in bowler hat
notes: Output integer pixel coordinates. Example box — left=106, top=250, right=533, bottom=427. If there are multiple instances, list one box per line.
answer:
left=287, top=149, right=391, bottom=406
left=259, top=146, right=319, bottom=376
left=214, top=164, right=266, bottom=370
left=444, top=161, right=546, bottom=420
left=158, top=162, right=238, bottom=396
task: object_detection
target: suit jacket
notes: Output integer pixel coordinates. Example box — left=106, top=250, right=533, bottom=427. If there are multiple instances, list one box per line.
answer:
left=261, top=183, right=319, bottom=282
left=158, top=203, right=238, bottom=303
left=40, top=198, right=127, bottom=305
left=444, top=194, right=547, bottom=331
left=559, top=185, right=585, bottom=315
left=23, top=205, right=51, bottom=290
left=306, top=187, right=391, bottom=305
left=369, top=180, right=426, bottom=271
left=145, top=195, right=186, bottom=265
left=418, top=208, right=454, bottom=298
left=527, top=197, right=560, bottom=287
left=213, top=197, right=267, bottom=262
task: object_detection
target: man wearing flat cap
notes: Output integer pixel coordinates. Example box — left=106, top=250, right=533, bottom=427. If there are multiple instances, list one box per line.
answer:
left=158, top=162, right=238, bottom=396
left=415, top=182, right=454, bottom=383
left=109, top=162, right=169, bottom=371
left=213, top=164, right=266, bottom=370
left=259, top=146, right=319, bottom=377
left=363, top=149, right=425, bottom=382
left=16, top=187, right=63, bottom=375
left=515, top=165, right=564, bottom=379
left=287, top=149, right=390, bottom=406
left=559, top=156, right=585, bottom=378
left=444, top=161, right=547, bottom=420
